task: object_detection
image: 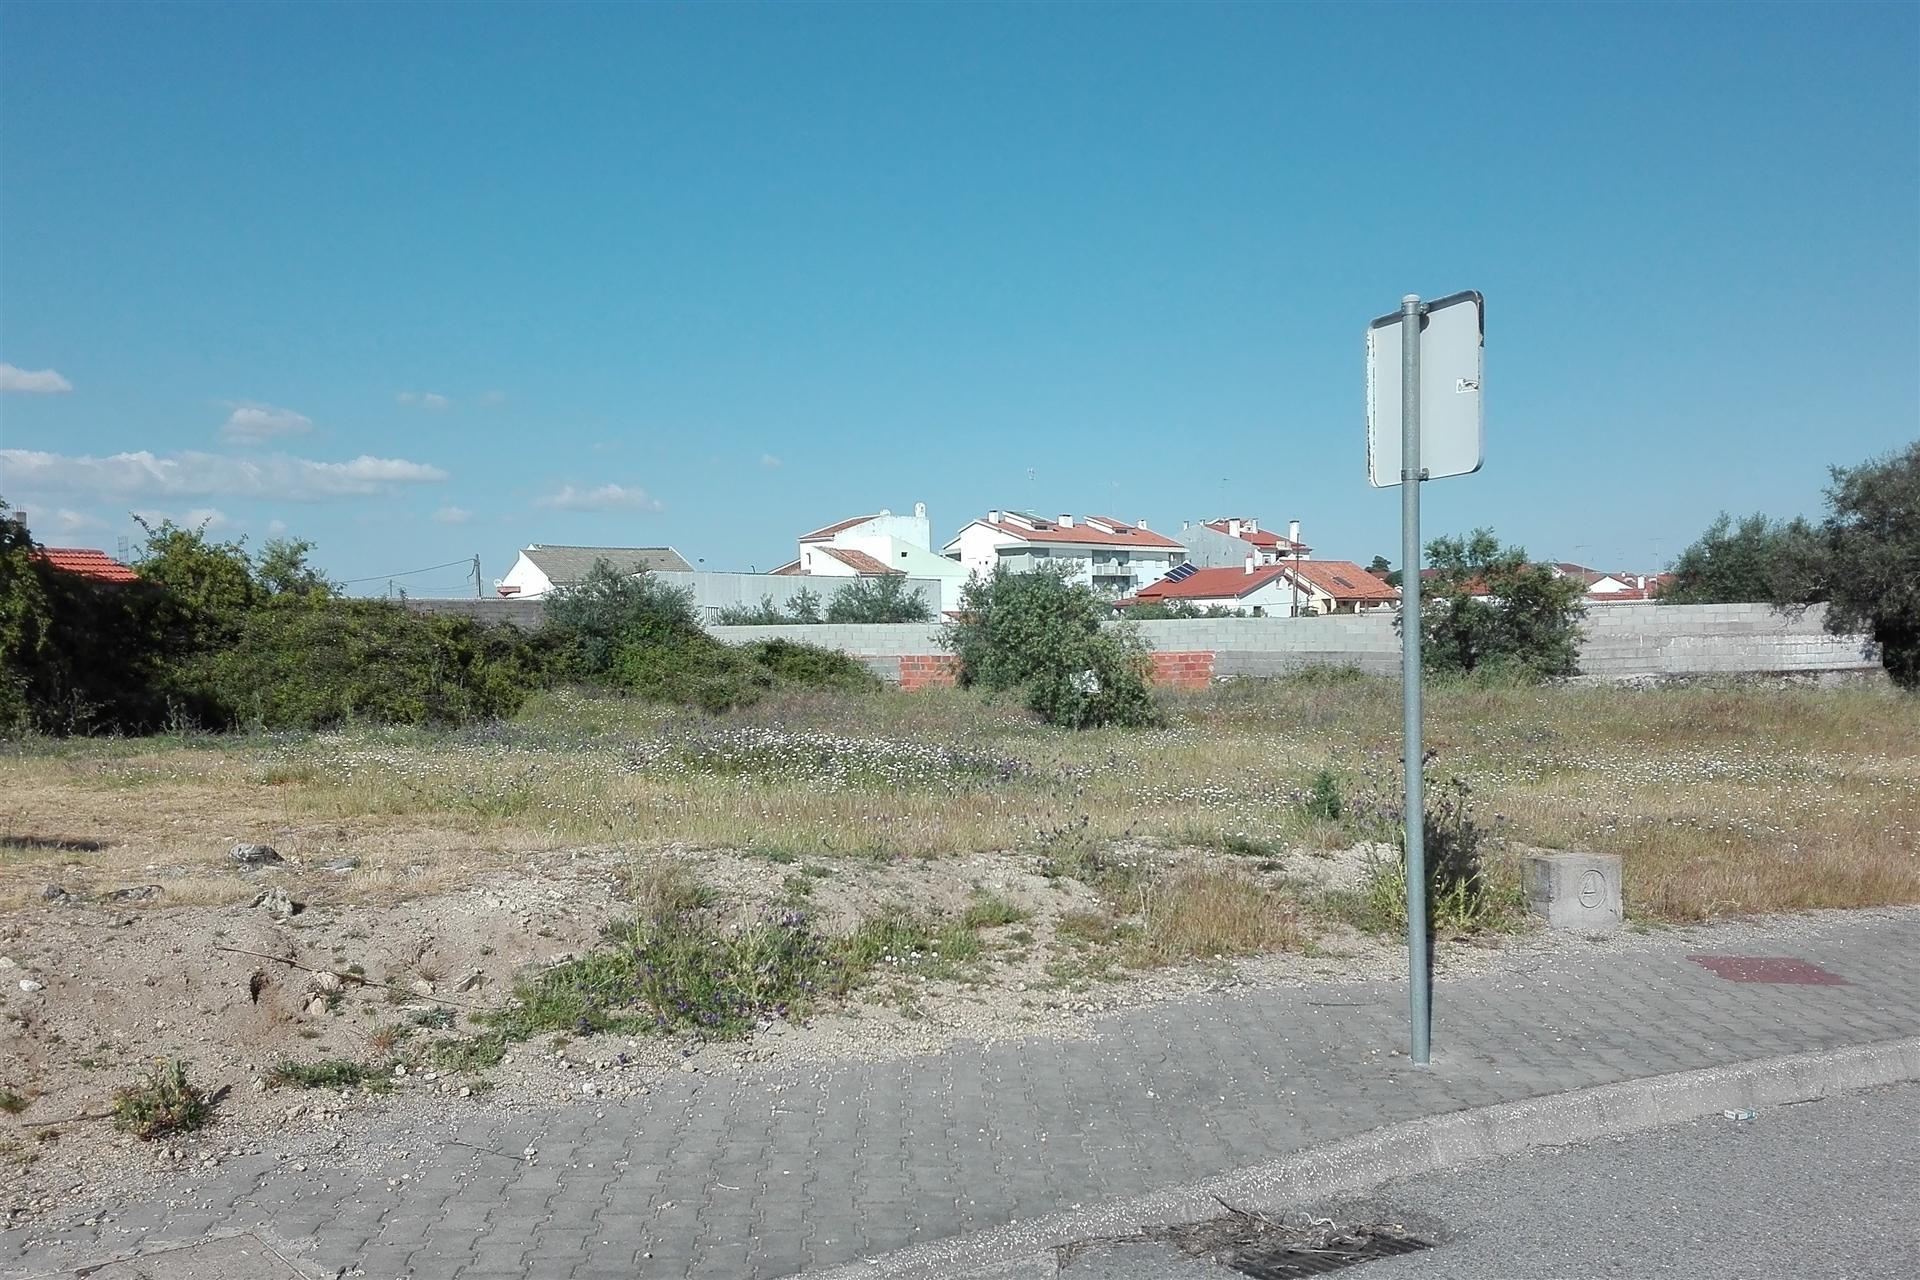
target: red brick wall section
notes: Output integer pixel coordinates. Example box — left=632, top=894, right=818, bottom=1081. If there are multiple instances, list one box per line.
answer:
left=899, top=654, right=960, bottom=690
left=1149, top=650, right=1215, bottom=690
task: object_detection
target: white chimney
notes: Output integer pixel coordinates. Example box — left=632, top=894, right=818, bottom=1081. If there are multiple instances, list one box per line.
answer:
left=1136, top=518, right=1149, bottom=530
left=1245, top=552, right=1257, bottom=576
left=1059, top=513, right=1075, bottom=528
left=1288, top=518, right=1301, bottom=547
left=1227, top=519, right=1242, bottom=538
left=914, top=502, right=926, bottom=518
left=1246, top=517, right=1259, bottom=533
left=988, top=510, right=1002, bottom=524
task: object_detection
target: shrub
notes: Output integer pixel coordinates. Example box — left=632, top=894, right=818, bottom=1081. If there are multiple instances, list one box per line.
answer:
left=541, top=560, right=698, bottom=679
left=192, top=600, right=538, bottom=729
left=1339, top=773, right=1523, bottom=935
left=1416, top=530, right=1588, bottom=681
left=265, top=1058, right=390, bottom=1090
left=943, top=566, right=1161, bottom=728
left=1661, top=512, right=1823, bottom=605
left=741, top=638, right=881, bottom=691
left=1302, top=768, right=1344, bottom=821
left=110, top=1060, right=212, bottom=1140
left=1803, top=441, right=1920, bottom=689
left=612, top=632, right=773, bottom=712
left=824, top=575, right=934, bottom=623
left=713, top=594, right=794, bottom=626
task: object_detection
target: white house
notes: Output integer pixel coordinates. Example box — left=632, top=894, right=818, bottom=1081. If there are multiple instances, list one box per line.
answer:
left=496, top=544, right=692, bottom=599
left=1181, top=517, right=1312, bottom=569
left=1124, top=557, right=1400, bottom=616
left=771, top=503, right=971, bottom=612
left=943, top=511, right=1187, bottom=597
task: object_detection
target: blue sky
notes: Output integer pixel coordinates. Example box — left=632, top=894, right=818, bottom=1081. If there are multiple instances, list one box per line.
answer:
left=2, top=1, right=1915, bottom=594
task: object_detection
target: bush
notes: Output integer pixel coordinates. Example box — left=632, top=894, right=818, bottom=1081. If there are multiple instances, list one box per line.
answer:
left=1417, top=530, right=1588, bottom=681
left=1339, top=773, right=1523, bottom=935
left=740, top=638, right=881, bottom=691
left=1804, top=441, right=1920, bottom=689
left=192, top=600, right=539, bottom=729
left=612, top=631, right=772, bottom=712
left=824, top=575, right=934, bottom=623
left=1120, top=600, right=1244, bottom=620
left=943, top=566, right=1161, bottom=728
left=110, top=1060, right=212, bottom=1140
left=265, top=1058, right=390, bottom=1090
left=1661, top=512, right=1824, bottom=605
left=541, top=560, right=698, bottom=679
left=713, top=594, right=795, bottom=626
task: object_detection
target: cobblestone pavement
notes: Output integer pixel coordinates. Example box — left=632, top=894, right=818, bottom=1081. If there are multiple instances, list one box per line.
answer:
left=7, top=911, right=1918, bottom=1280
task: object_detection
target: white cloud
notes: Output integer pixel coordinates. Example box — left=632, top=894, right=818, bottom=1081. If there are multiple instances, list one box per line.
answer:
left=221, top=401, right=314, bottom=442
left=267, top=519, right=288, bottom=535
left=760, top=454, right=783, bottom=470
left=0, top=363, right=74, bottom=394
left=535, top=483, right=662, bottom=513
left=397, top=390, right=452, bottom=411
left=0, top=448, right=448, bottom=501
left=49, top=508, right=102, bottom=535
left=183, top=507, right=231, bottom=531
left=476, top=390, right=505, bottom=407
left=433, top=505, right=473, bottom=525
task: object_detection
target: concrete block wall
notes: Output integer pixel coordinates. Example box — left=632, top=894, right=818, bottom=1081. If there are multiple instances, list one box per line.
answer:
left=408, top=600, right=1878, bottom=685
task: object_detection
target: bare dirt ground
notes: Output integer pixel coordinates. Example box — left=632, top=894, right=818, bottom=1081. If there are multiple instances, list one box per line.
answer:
left=0, top=832, right=1448, bottom=1225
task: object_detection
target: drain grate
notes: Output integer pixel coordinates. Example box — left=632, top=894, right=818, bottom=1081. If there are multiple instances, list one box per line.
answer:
left=1229, top=1231, right=1431, bottom=1278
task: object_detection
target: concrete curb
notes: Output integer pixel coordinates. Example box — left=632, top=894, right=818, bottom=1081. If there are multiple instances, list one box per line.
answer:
left=801, top=1035, right=1920, bottom=1280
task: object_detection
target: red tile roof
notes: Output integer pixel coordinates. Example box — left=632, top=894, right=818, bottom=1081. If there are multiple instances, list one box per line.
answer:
left=1285, top=560, right=1400, bottom=602
left=32, top=547, right=138, bottom=583
left=1130, top=560, right=1399, bottom=604
left=769, top=559, right=803, bottom=576
left=816, top=546, right=904, bottom=575
left=973, top=515, right=1184, bottom=550
left=799, top=514, right=878, bottom=543
left=1130, top=564, right=1291, bottom=601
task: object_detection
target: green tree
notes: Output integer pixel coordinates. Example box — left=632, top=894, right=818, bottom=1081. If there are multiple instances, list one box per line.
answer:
left=1368, top=554, right=1401, bottom=588
left=712, top=594, right=792, bottom=626
left=1806, top=441, right=1920, bottom=688
left=825, top=575, right=935, bottom=623
left=1418, top=530, right=1588, bottom=681
left=539, top=559, right=698, bottom=678
left=252, top=538, right=339, bottom=601
left=132, top=517, right=258, bottom=653
left=0, top=502, right=54, bottom=730
left=1659, top=512, right=1823, bottom=605
left=943, top=566, right=1161, bottom=728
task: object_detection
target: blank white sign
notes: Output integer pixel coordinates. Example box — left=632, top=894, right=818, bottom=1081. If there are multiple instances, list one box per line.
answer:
left=1367, top=291, right=1483, bottom=488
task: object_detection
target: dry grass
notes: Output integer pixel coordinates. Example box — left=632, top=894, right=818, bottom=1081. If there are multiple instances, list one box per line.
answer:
left=1126, top=867, right=1305, bottom=963
left=2, top=676, right=1917, bottom=922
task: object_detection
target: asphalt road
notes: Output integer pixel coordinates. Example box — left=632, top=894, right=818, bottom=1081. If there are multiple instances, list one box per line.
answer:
left=1358, top=1080, right=1920, bottom=1280
left=1052, top=1081, right=1920, bottom=1280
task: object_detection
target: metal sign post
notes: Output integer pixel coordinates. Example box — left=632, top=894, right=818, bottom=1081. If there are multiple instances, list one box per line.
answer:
left=1367, top=290, right=1483, bottom=1068
left=1398, top=295, right=1430, bottom=1065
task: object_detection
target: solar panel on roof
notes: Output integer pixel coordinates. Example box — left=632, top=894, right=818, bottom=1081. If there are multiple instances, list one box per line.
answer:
left=1331, top=575, right=1355, bottom=589
left=1165, top=562, right=1198, bottom=582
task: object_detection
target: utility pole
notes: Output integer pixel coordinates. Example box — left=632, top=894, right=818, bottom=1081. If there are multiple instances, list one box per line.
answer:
left=472, top=555, right=482, bottom=599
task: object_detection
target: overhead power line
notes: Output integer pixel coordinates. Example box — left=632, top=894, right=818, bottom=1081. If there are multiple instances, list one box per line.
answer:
left=338, top=557, right=473, bottom=586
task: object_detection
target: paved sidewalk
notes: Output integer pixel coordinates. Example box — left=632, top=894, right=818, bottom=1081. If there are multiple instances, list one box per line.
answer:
left=7, top=910, right=1919, bottom=1280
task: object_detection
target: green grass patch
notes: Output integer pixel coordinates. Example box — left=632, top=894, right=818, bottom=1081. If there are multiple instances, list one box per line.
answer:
left=265, top=1058, right=393, bottom=1091
left=110, top=1061, right=212, bottom=1139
